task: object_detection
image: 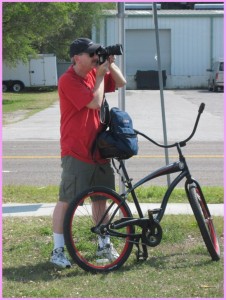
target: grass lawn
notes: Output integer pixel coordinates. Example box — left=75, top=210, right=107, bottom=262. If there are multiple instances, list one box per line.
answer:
left=2, top=185, right=224, bottom=204
left=2, top=90, right=58, bottom=124
left=2, top=215, right=224, bottom=298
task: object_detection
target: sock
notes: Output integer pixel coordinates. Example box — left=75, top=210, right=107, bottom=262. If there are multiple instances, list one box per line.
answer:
left=98, top=235, right=110, bottom=248
left=53, top=233, right=65, bottom=250
left=104, top=235, right=110, bottom=245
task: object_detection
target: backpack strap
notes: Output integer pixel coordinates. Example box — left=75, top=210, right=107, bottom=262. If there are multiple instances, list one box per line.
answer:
left=112, top=159, right=132, bottom=188
left=99, top=95, right=110, bottom=129
left=92, top=95, right=110, bottom=162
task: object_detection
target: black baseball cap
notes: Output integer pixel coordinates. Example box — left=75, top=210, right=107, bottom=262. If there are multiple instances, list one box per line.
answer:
left=70, top=38, right=101, bottom=57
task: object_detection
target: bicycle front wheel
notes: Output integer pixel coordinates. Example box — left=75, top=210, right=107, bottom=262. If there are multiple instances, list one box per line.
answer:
left=187, top=183, right=220, bottom=261
left=64, top=187, right=134, bottom=272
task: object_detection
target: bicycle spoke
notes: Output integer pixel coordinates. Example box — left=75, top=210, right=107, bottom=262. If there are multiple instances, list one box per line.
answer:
left=64, top=188, right=134, bottom=272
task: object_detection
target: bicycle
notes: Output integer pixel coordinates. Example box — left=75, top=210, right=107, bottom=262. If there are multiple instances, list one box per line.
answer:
left=63, top=103, right=220, bottom=273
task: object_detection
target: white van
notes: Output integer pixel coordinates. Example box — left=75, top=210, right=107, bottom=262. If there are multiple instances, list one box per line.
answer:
left=207, top=59, right=224, bottom=92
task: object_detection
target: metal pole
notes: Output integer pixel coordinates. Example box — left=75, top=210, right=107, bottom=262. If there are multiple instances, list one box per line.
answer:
left=153, top=3, right=171, bottom=186
left=117, top=2, right=126, bottom=111
left=117, top=2, right=126, bottom=194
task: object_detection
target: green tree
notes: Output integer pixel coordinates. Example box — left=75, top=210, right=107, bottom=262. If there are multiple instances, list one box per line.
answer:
left=43, top=2, right=116, bottom=60
left=3, top=2, right=77, bottom=65
left=3, top=2, right=115, bottom=65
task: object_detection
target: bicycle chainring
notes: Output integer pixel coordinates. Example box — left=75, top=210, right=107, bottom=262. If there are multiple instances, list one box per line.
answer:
left=142, top=221, right=162, bottom=247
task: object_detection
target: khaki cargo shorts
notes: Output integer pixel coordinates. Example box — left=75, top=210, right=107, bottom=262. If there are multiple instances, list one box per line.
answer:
left=59, top=156, right=115, bottom=203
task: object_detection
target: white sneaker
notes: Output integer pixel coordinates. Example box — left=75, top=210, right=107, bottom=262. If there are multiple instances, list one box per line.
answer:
left=50, top=247, right=71, bottom=268
left=96, top=243, right=119, bottom=261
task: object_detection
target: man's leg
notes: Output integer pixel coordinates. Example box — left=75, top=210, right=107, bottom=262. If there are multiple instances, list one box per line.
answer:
left=92, top=199, right=109, bottom=225
left=50, top=156, right=92, bottom=268
left=50, top=201, right=71, bottom=268
left=92, top=162, right=115, bottom=225
left=92, top=199, right=119, bottom=260
left=53, top=201, right=69, bottom=234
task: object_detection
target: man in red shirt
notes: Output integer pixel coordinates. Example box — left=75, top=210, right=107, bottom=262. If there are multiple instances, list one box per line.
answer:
left=50, top=38, right=126, bottom=268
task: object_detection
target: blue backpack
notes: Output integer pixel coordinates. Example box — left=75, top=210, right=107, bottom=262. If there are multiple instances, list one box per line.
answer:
left=96, top=107, right=138, bottom=160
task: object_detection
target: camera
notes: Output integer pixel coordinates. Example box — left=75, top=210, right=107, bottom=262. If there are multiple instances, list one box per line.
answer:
left=96, top=44, right=123, bottom=64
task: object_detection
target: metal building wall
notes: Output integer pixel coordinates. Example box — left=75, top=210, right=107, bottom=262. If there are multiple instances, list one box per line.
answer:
left=93, top=10, right=223, bottom=89
left=212, top=17, right=224, bottom=60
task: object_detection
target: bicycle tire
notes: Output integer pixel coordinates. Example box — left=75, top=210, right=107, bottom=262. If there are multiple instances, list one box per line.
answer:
left=188, top=184, right=220, bottom=261
left=64, top=186, right=134, bottom=272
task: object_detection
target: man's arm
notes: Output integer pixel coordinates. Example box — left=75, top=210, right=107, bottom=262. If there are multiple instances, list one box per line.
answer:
left=108, top=56, right=127, bottom=88
left=86, top=61, right=108, bottom=109
left=86, top=57, right=126, bottom=109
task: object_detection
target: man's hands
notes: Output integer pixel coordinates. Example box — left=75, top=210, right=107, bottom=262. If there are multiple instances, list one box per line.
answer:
left=87, top=55, right=126, bottom=109
left=96, top=55, right=116, bottom=76
left=95, top=58, right=113, bottom=77
left=108, top=55, right=116, bottom=64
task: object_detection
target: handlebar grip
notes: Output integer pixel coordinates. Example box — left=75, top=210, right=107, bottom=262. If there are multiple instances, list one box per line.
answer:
left=199, top=103, right=205, bottom=113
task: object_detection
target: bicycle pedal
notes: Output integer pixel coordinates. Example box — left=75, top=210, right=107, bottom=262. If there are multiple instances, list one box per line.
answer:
left=136, top=250, right=148, bottom=262
left=134, top=239, right=148, bottom=261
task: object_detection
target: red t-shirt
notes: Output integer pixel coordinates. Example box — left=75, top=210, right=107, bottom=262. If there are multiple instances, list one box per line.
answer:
left=58, top=65, right=115, bottom=164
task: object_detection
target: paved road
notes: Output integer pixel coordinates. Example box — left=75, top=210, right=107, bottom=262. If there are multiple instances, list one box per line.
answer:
left=2, top=90, right=224, bottom=187
left=2, top=140, right=223, bottom=187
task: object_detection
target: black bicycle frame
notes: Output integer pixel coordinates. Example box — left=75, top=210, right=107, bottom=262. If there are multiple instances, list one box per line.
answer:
left=98, top=103, right=205, bottom=240
left=118, top=154, right=194, bottom=223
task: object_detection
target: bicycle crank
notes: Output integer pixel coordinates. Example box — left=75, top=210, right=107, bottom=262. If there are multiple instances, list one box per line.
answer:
left=142, top=221, right=162, bottom=247
left=142, top=209, right=163, bottom=247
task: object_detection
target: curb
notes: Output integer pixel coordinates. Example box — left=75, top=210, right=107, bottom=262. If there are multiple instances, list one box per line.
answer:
left=2, top=203, right=224, bottom=217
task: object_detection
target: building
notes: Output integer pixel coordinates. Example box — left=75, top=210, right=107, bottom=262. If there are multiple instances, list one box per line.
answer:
left=92, top=8, right=224, bottom=89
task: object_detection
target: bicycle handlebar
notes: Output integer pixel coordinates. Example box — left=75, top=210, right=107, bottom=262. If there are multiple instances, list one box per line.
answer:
left=134, top=102, right=205, bottom=149
left=199, top=102, right=205, bottom=114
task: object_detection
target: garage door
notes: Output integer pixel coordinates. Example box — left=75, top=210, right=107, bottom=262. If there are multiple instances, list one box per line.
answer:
left=126, top=29, right=171, bottom=75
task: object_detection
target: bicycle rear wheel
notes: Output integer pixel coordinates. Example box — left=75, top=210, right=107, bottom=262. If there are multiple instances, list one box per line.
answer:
left=64, top=187, right=134, bottom=272
left=187, top=183, right=220, bottom=261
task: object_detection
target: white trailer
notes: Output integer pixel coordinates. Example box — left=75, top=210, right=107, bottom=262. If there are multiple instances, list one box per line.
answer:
left=3, top=54, right=58, bottom=92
